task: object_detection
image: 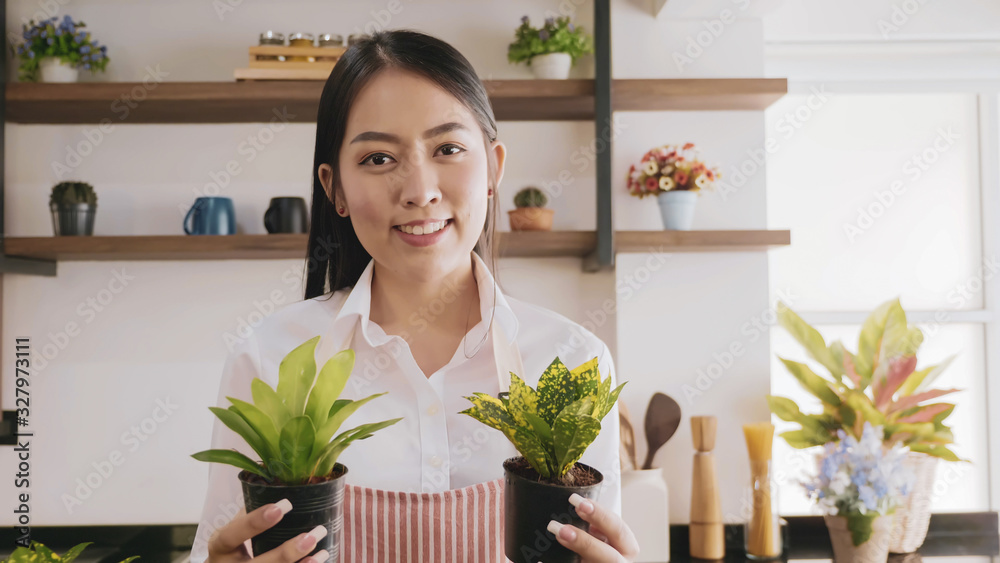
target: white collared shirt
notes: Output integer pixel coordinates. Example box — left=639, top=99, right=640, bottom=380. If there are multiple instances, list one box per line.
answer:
left=190, top=252, right=621, bottom=562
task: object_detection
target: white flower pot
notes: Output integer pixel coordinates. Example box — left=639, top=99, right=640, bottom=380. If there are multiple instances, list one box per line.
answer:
left=889, top=453, right=939, bottom=553
left=621, top=468, right=670, bottom=562
left=656, top=190, right=698, bottom=230
left=530, top=52, right=572, bottom=79
left=39, top=57, right=79, bottom=83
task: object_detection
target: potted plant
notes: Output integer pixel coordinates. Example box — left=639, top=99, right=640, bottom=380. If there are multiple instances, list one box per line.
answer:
left=7, top=541, right=139, bottom=563
left=191, top=335, right=403, bottom=560
left=768, top=297, right=967, bottom=553
left=14, top=16, right=109, bottom=82
left=50, top=181, right=98, bottom=236
left=626, top=143, right=721, bottom=230
left=508, top=15, right=593, bottom=80
left=805, top=423, right=913, bottom=563
left=460, top=355, right=627, bottom=563
left=509, top=186, right=554, bottom=231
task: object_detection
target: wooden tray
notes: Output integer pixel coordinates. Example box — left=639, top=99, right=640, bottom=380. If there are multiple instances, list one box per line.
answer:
left=235, top=44, right=347, bottom=81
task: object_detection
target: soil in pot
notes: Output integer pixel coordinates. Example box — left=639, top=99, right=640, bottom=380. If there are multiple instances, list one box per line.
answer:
left=504, top=456, right=603, bottom=563
left=239, top=464, right=348, bottom=560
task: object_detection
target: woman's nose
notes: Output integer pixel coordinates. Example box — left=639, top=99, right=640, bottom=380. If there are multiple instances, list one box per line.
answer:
left=395, top=158, right=441, bottom=207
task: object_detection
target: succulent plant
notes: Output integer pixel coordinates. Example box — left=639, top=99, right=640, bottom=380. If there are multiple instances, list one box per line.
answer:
left=7, top=541, right=138, bottom=563
left=513, top=187, right=547, bottom=208
left=460, top=355, right=626, bottom=484
left=50, top=181, right=97, bottom=206
left=192, top=335, right=403, bottom=485
left=768, top=298, right=964, bottom=462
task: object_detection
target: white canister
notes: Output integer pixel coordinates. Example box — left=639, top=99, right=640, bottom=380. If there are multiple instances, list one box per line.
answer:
left=656, top=190, right=698, bottom=230
left=530, top=52, right=572, bottom=79
left=39, top=57, right=79, bottom=83
left=621, top=468, right=670, bottom=562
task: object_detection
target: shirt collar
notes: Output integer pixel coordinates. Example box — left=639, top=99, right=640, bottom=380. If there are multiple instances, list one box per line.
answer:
left=326, top=251, right=519, bottom=351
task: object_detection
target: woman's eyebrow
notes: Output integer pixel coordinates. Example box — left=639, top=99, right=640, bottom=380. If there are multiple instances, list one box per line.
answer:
left=348, top=121, right=470, bottom=145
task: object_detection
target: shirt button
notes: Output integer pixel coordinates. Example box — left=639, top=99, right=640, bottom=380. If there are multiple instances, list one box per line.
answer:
left=430, top=455, right=443, bottom=468
left=427, top=405, right=439, bottom=415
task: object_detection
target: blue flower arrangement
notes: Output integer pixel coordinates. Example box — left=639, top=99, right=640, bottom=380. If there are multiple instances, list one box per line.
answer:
left=804, top=422, right=915, bottom=546
left=14, top=15, right=109, bottom=82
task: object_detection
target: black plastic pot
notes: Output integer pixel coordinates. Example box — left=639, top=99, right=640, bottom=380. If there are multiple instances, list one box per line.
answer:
left=503, top=456, right=604, bottom=563
left=50, top=202, right=96, bottom=236
left=239, top=464, right=348, bottom=560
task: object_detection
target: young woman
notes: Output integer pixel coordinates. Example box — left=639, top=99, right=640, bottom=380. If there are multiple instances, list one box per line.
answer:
left=191, top=29, right=638, bottom=563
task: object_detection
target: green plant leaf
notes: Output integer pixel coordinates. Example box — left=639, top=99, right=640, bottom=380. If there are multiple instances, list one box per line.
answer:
left=313, top=392, right=388, bottom=453
left=909, top=443, right=966, bottom=462
left=536, top=356, right=577, bottom=425
left=856, top=299, right=899, bottom=384
left=845, top=391, right=885, bottom=427
left=778, top=357, right=842, bottom=406
left=31, top=542, right=58, bottom=561
left=767, top=395, right=802, bottom=422
left=552, top=412, right=601, bottom=476
left=593, top=374, right=612, bottom=420
left=601, top=380, right=627, bottom=420
left=569, top=356, right=602, bottom=399
left=304, top=349, right=354, bottom=428
left=227, top=397, right=281, bottom=459
left=279, top=416, right=315, bottom=481
left=208, top=406, right=267, bottom=461
left=507, top=424, right=554, bottom=478
left=251, top=378, right=292, bottom=430
left=777, top=301, right=842, bottom=380
left=459, top=392, right=516, bottom=433
left=275, top=335, right=321, bottom=416
left=845, top=512, right=877, bottom=546
left=898, top=355, right=956, bottom=396
left=778, top=429, right=828, bottom=449
left=895, top=403, right=954, bottom=424
left=61, top=542, right=95, bottom=563
left=873, top=355, right=918, bottom=409
left=508, top=373, right=540, bottom=426
left=191, top=449, right=270, bottom=479
left=523, top=411, right=553, bottom=445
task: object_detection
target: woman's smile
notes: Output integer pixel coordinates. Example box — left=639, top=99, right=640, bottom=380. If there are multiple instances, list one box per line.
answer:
left=392, top=218, right=454, bottom=247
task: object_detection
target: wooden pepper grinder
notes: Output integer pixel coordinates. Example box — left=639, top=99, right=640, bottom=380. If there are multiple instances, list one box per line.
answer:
left=690, top=416, right=724, bottom=560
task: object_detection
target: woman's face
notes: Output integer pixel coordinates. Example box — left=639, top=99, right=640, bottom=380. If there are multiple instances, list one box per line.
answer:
left=319, top=68, right=506, bottom=282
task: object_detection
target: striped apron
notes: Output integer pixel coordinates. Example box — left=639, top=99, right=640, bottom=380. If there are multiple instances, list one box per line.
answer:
left=325, top=289, right=526, bottom=562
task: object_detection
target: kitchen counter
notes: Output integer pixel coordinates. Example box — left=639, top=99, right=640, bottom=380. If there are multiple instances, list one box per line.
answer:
left=1, top=513, right=996, bottom=562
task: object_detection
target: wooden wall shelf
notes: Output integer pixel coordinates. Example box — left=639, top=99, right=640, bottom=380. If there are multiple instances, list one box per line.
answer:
left=5, top=78, right=787, bottom=124
left=3, top=230, right=789, bottom=262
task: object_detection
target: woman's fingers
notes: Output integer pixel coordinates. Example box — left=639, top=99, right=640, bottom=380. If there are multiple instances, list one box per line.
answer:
left=207, top=499, right=330, bottom=563
left=548, top=520, right=625, bottom=563
left=567, top=493, right=640, bottom=559
left=254, top=524, right=331, bottom=563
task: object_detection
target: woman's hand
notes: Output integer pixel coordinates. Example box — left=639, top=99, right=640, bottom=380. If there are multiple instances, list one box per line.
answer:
left=207, top=499, right=331, bottom=563
left=547, top=494, right=640, bottom=563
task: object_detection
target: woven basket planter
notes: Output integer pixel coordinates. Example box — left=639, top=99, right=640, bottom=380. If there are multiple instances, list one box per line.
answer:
left=889, top=452, right=939, bottom=553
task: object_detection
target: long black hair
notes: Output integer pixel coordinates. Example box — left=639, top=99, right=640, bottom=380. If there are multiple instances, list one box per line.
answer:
left=303, top=29, right=501, bottom=300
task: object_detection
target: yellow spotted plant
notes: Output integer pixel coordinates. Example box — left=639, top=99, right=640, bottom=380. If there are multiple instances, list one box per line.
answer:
left=460, top=356, right=626, bottom=485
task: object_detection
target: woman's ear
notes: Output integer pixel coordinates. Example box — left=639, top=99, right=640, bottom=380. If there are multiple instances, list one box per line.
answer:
left=318, top=163, right=341, bottom=209
left=490, top=140, right=507, bottom=191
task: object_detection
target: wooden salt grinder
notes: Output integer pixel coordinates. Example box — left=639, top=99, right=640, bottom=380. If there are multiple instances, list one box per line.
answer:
left=690, top=416, right=724, bottom=560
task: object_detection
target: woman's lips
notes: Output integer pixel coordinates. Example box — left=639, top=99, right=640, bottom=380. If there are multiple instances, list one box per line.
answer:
left=393, top=219, right=453, bottom=247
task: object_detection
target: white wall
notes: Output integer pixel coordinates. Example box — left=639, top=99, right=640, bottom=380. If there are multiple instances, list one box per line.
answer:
left=1, top=0, right=782, bottom=529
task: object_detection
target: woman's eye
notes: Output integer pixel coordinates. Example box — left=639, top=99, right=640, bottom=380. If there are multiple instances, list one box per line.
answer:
left=360, top=153, right=395, bottom=167
left=439, top=144, right=465, bottom=156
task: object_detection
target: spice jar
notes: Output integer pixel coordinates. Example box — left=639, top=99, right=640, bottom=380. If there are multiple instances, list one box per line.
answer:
left=316, top=33, right=343, bottom=62
left=287, top=32, right=315, bottom=61
left=347, top=33, right=368, bottom=46
left=258, top=31, right=284, bottom=61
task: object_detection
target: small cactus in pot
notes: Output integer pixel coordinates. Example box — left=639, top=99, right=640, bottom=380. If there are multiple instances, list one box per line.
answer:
left=509, top=186, right=554, bottom=231
left=49, top=181, right=98, bottom=236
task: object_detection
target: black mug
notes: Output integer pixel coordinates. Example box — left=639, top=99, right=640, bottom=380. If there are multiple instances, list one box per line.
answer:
left=264, top=197, right=309, bottom=233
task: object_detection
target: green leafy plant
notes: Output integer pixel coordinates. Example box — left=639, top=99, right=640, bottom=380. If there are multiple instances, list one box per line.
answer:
left=767, top=298, right=964, bottom=462
left=7, top=541, right=138, bottom=563
left=513, top=187, right=548, bottom=208
left=13, top=16, right=109, bottom=82
left=192, top=335, right=403, bottom=485
left=460, top=356, right=626, bottom=484
left=50, top=181, right=98, bottom=206
left=508, top=15, right=593, bottom=66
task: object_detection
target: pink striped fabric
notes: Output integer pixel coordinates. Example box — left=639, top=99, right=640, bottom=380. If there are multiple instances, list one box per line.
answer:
left=339, top=477, right=507, bottom=562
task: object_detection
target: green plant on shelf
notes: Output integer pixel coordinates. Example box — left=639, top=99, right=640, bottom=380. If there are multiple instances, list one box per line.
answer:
left=508, top=15, right=593, bottom=66
left=513, top=186, right=548, bottom=208
left=7, top=541, right=139, bottom=563
left=50, top=181, right=97, bottom=206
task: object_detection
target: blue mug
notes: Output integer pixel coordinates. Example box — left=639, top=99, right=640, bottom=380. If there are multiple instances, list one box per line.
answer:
left=184, top=197, right=236, bottom=235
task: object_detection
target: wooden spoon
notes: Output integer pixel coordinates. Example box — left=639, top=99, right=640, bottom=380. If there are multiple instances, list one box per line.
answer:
left=641, top=392, right=682, bottom=470
left=618, top=401, right=639, bottom=470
